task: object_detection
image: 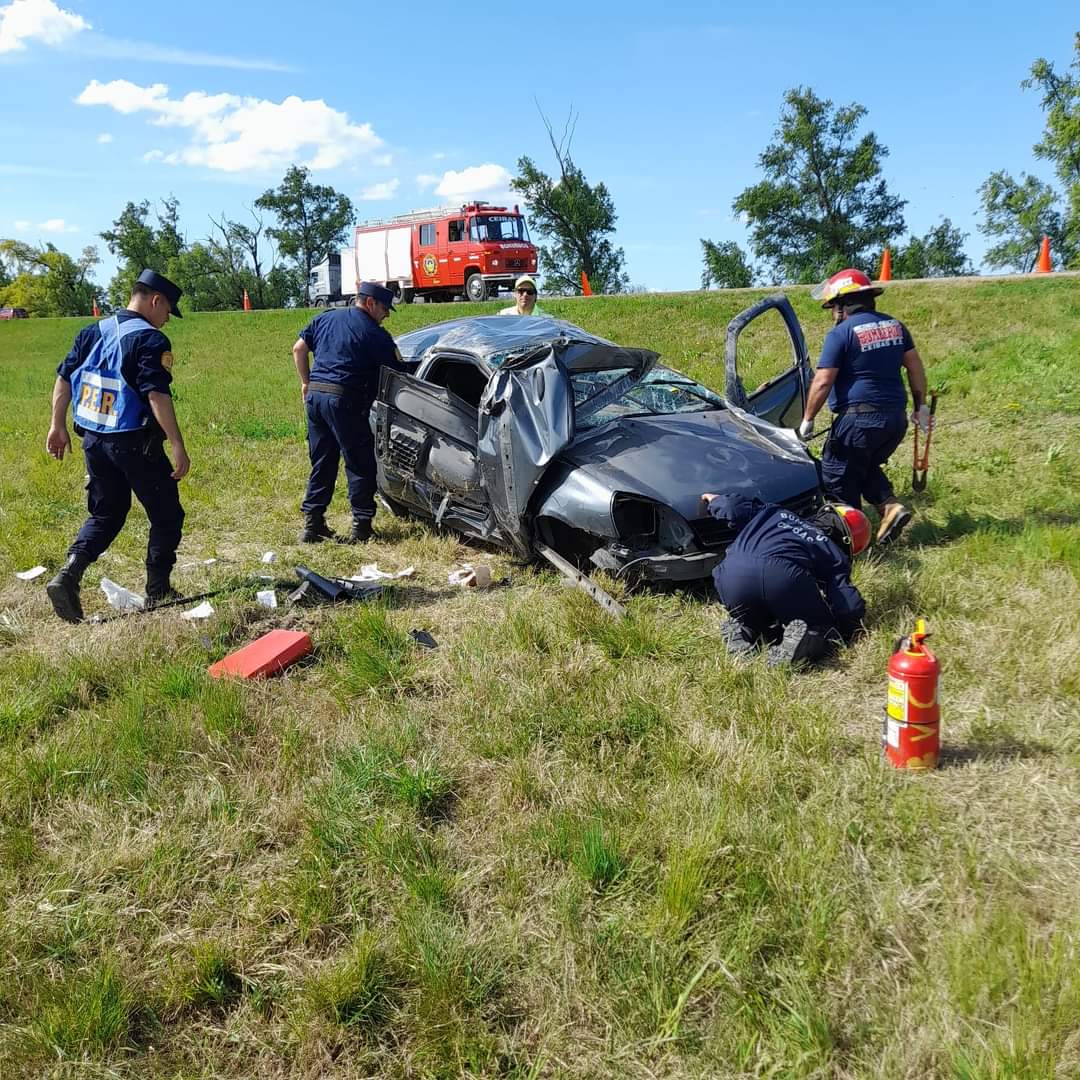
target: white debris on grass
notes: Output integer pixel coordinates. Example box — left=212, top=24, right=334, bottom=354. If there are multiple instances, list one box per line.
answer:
left=447, top=563, right=492, bottom=589
left=350, top=563, right=415, bottom=582
left=100, top=577, right=144, bottom=610
left=256, top=589, right=278, bottom=609
left=15, top=566, right=47, bottom=581
left=182, top=601, right=215, bottom=620
left=261, top=551, right=276, bottom=564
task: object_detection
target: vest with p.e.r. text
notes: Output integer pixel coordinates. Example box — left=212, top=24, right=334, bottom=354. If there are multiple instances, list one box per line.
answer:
left=70, top=315, right=154, bottom=433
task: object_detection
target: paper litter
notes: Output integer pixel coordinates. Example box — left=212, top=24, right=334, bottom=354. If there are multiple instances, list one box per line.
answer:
left=447, top=563, right=492, bottom=589
left=16, top=566, right=47, bottom=581
left=261, top=551, right=276, bottom=564
left=256, top=589, right=278, bottom=609
left=182, top=601, right=215, bottom=620
left=350, top=563, right=415, bottom=582
left=100, top=577, right=144, bottom=610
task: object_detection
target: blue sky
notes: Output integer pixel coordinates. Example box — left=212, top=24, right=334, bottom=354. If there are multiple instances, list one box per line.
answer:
left=1, top=0, right=1076, bottom=292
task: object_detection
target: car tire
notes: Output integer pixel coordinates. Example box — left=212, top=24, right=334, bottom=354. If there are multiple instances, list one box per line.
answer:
left=465, top=273, right=486, bottom=303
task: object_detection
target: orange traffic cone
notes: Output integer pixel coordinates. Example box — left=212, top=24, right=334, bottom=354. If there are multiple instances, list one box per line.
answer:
left=242, top=288, right=252, bottom=311
left=878, top=248, right=892, bottom=282
left=580, top=270, right=593, bottom=296
left=1035, top=235, right=1051, bottom=273
left=92, top=299, right=100, bottom=317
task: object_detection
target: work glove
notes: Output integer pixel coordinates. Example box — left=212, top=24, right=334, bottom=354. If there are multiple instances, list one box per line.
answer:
left=797, top=418, right=814, bottom=442
left=911, top=404, right=932, bottom=434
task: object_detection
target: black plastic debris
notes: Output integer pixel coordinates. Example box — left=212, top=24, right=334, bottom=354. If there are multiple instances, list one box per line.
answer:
left=409, top=629, right=438, bottom=649
left=289, top=565, right=384, bottom=606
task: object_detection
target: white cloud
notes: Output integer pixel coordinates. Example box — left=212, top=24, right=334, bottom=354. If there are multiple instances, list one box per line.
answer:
left=76, top=78, right=383, bottom=174
left=373, top=152, right=393, bottom=168
left=12, top=216, right=77, bottom=233
left=359, top=179, right=399, bottom=201
left=96, top=132, right=113, bottom=144
left=434, top=163, right=512, bottom=201
left=416, top=173, right=439, bottom=190
left=71, top=33, right=294, bottom=72
left=0, top=0, right=88, bottom=54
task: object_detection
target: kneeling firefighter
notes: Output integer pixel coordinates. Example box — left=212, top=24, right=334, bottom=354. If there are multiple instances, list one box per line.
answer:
left=703, top=493, right=870, bottom=667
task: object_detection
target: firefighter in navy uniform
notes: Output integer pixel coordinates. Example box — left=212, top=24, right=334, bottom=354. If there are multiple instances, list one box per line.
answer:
left=44, top=270, right=189, bottom=623
left=293, top=281, right=408, bottom=543
left=798, top=268, right=931, bottom=547
left=703, top=493, right=870, bottom=667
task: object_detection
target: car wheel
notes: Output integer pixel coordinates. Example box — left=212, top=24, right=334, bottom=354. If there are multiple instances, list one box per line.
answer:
left=401, top=288, right=415, bottom=304
left=465, top=273, right=486, bottom=303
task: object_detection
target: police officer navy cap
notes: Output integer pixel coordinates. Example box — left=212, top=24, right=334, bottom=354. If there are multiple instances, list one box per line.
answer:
left=358, top=281, right=397, bottom=311
left=136, top=268, right=183, bottom=318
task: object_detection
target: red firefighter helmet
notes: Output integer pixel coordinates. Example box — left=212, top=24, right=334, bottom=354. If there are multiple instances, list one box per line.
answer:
left=815, top=503, right=871, bottom=556
left=810, top=268, right=884, bottom=308
left=832, top=504, right=871, bottom=556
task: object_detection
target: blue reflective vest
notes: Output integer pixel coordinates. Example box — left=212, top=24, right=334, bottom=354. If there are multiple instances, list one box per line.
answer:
left=71, top=315, right=154, bottom=434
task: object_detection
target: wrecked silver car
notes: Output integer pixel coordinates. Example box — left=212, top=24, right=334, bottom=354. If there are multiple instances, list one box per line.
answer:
left=374, top=294, right=821, bottom=583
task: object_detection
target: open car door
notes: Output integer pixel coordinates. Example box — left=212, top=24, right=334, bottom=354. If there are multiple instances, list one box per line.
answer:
left=477, top=338, right=657, bottom=555
left=374, top=365, right=494, bottom=539
left=723, top=293, right=811, bottom=428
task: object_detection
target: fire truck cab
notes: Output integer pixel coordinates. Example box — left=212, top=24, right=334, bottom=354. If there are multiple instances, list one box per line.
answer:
left=354, top=202, right=538, bottom=304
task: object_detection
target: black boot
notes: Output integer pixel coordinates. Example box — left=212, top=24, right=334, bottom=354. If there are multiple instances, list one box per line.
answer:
left=46, top=553, right=91, bottom=623
left=145, top=566, right=181, bottom=609
left=719, top=617, right=758, bottom=662
left=766, top=621, right=842, bottom=669
left=346, top=514, right=373, bottom=544
left=300, top=512, right=337, bottom=544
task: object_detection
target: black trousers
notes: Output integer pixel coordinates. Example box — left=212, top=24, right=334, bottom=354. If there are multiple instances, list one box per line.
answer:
left=301, top=389, right=377, bottom=520
left=69, top=430, right=185, bottom=572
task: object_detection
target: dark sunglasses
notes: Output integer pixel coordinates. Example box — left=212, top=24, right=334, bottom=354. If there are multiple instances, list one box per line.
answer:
left=516, top=288, right=536, bottom=295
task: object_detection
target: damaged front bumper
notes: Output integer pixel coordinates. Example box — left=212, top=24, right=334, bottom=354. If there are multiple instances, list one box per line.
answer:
left=589, top=543, right=721, bottom=583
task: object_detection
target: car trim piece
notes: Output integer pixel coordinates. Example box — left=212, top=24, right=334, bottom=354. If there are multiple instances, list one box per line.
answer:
left=537, top=543, right=625, bottom=620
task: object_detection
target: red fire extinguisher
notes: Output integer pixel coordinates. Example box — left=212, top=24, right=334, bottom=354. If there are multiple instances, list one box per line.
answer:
left=884, top=618, right=940, bottom=769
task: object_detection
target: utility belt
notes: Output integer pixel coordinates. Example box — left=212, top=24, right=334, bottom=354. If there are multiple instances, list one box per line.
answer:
left=833, top=403, right=886, bottom=416
left=308, top=380, right=374, bottom=398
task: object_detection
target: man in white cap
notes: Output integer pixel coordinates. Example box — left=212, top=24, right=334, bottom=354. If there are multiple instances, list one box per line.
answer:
left=499, top=275, right=547, bottom=316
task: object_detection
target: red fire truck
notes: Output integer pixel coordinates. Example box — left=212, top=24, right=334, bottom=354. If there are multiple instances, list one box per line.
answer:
left=350, top=202, right=538, bottom=304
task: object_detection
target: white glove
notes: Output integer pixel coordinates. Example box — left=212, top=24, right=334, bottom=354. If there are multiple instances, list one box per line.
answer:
left=912, top=404, right=932, bottom=434
left=797, top=418, right=814, bottom=441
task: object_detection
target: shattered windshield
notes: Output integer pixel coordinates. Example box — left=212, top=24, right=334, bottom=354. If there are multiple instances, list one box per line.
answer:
left=572, top=366, right=723, bottom=433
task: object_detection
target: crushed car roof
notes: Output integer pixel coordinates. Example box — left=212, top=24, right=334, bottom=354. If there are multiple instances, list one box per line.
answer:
left=395, top=315, right=619, bottom=369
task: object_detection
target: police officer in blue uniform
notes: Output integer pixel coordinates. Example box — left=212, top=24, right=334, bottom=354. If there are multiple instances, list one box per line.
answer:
left=293, top=281, right=408, bottom=543
left=45, top=270, right=190, bottom=623
left=798, top=269, right=931, bottom=547
left=703, top=493, right=869, bottom=667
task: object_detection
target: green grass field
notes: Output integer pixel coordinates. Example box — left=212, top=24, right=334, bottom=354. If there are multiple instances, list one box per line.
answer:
left=1, top=280, right=1078, bottom=1078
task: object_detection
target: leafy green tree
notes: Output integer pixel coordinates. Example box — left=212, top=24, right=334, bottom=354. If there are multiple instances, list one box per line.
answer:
left=100, top=197, right=186, bottom=307
left=1024, top=33, right=1080, bottom=264
left=255, top=166, right=354, bottom=302
left=978, top=171, right=1069, bottom=271
left=733, top=87, right=906, bottom=283
left=0, top=240, right=99, bottom=316
left=511, top=113, right=628, bottom=295
left=700, top=239, right=755, bottom=289
left=892, top=218, right=974, bottom=278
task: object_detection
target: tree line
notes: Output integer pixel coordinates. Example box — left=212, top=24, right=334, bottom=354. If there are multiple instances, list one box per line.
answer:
left=703, top=33, right=1080, bottom=287
left=2, top=34, right=1075, bottom=315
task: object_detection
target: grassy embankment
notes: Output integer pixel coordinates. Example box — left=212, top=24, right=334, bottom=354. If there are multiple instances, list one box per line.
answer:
left=0, top=279, right=1078, bottom=1078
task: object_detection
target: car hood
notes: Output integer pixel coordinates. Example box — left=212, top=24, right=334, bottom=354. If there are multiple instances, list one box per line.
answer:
left=558, top=408, right=818, bottom=520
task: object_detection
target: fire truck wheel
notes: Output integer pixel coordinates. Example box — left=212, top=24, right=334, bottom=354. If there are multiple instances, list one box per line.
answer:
left=315, top=297, right=327, bottom=308
left=465, top=273, right=486, bottom=303
left=401, top=288, right=415, bottom=305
